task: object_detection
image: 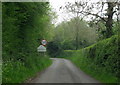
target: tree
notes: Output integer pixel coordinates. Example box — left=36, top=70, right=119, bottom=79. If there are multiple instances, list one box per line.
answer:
left=53, top=18, right=97, bottom=50
left=2, top=2, right=54, bottom=60
left=61, top=0, right=120, bottom=38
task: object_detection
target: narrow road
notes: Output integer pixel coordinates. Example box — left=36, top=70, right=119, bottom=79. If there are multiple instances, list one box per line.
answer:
left=29, top=58, right=101, bottom=83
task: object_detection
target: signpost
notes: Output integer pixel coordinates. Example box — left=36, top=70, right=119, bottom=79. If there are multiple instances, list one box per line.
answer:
left=37, top=45, right=46, bottom=52
left=41, top=40, right=47, bottom=46
left=37, top=39, right=47, bottom=57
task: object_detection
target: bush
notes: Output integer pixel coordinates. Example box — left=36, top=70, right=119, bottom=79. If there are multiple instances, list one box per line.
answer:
left=86, top=35, right=119, bottom=77
left=2, top=2, right=52, bottom=83
left=64, top=35, right=119, bottom=83
left=2, top=54, right=52, bottom=83
left=47, top=41, right=63, bottom=57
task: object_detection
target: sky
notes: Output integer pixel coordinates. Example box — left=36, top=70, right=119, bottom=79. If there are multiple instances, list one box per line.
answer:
left=49, top=0, right=71, bottom=25
left=49, top=0, right=119, bottom=26
left=49, top=0, right=101, bottom=25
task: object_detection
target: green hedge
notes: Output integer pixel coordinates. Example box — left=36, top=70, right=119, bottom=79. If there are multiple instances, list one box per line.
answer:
left=86, top=35, right=119, bottom=76
left=64, top=35, right=119, bottom=83
left=2, top=2, right=52, bottom=83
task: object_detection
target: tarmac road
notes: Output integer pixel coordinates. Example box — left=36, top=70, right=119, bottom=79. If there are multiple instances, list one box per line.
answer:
left=29, top=58, right=101, bottom=83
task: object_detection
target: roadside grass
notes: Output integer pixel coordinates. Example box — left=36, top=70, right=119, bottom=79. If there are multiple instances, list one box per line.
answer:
left=64, top=35, right=119, bottom=83
left=0, top=62, right=2, bottom=84
left=2, top=54, right=52, bottom=83
left=67, top=51, right=118, bottom=83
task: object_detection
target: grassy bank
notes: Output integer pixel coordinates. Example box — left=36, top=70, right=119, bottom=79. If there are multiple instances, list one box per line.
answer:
left=2, top=54, right=52, bottom=83
left=64, top=35, right=119, bottom=83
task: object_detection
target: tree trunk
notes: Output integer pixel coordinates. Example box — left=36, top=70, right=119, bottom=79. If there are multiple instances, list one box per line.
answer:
left=76, top=32, right=79, bottom=50
left=105, top=2, right=114, bottom=38
left=76, top=13, right=79, bottom=50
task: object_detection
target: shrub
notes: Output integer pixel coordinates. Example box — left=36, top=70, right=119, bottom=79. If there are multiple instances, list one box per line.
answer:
left=2, top=54, right=52, bottom=83
left=64, top=35, right=119, bottom=83
left=47, top=41, right=63, bottom=57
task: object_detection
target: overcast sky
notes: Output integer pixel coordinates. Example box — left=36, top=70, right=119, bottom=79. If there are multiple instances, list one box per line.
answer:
left=49, top=0, right=119, bottom=26
left=49, top=0, right=102, bottom=25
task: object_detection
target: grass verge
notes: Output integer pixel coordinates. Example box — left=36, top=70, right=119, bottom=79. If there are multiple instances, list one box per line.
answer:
left=64, top=35, right=119, bottom=83
left=2, top=54, right=52, bottom=83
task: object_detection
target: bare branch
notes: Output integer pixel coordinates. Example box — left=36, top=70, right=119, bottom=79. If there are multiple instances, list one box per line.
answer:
left=79, top=11, right=107, bottom=22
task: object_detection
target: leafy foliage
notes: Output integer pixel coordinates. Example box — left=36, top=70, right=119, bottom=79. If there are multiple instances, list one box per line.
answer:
left=47, top=41, right=63, bottom=57
left=2, top=56, right=51, bottom=83
left=2, top=2, right=53, bottom=83
left=53, top=18, right=98, bottom=50
left=63, top=1, right=120, bottom=38
left=64, top=35, right=119, bottom=83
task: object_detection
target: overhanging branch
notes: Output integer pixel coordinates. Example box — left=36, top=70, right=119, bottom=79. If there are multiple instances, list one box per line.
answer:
left=79, top=11, right=107, bottom=22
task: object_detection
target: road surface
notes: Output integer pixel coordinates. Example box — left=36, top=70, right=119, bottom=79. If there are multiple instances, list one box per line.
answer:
left=29, top=58, right=101, bottom=83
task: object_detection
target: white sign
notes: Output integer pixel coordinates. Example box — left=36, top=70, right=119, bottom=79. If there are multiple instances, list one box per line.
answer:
left=37, top=45, right=46, bottom=52
left=41, top=40, right=47, bottom=45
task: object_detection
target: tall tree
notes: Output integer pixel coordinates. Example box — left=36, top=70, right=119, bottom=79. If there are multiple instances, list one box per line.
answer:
left=61, top=0, right=120, bottom=38
left=2, top=2, right=54, bottom=60
left=54, top=18, right=97, bottom=50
